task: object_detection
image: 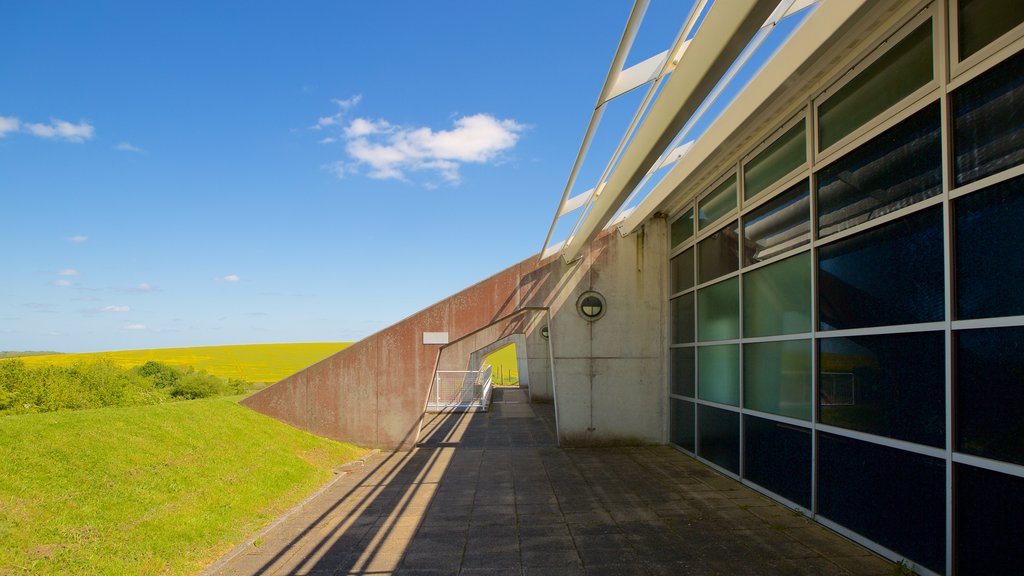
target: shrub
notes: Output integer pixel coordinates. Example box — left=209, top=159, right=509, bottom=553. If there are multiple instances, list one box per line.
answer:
left=135, top=360, right=182, bottom=388
left=170, top=371, right=225, bottom=400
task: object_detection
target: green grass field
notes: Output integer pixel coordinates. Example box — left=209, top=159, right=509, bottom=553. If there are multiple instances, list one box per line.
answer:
left=5, top=342, right=351, bottom=383
left=0, top=397, right=367, bottom=575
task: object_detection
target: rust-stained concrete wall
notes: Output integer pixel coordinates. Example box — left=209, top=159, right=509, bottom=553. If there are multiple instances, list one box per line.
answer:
left=243, top=217, right=668, bottom=449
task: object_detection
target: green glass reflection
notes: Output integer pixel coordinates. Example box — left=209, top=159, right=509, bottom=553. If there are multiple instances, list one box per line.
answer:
left=698, top=277, right=739, bottom=341
left=744, top=340, right=812, bottom=420
left=818, top=21, right=933, bottom=150
left=670, top=247, right=694, bottom=294
left=698, top=175, right=737, bottom=229
left=744, top=120, right=806, bottom=200
left=959, top=0, right=1024, bottom=60
left=698, top=344, right=740, bottom=406
left=671, top=209, right=694, bottom=248
left=743, top=252, right=812, bottom=337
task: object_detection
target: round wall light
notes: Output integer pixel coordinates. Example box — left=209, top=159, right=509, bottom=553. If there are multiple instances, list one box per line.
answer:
left=576, top=291, right=607, bottom=322
left=540, top=326, right=550, bottom=339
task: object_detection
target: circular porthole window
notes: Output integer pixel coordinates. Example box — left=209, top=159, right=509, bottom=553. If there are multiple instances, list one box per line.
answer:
left=540, top=326, right=550, bottom=339
left=576, top=291, right=606, bottom=322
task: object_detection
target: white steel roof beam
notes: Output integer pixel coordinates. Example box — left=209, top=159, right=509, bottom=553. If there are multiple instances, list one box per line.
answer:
left=561, top=0, right=780, bottom=263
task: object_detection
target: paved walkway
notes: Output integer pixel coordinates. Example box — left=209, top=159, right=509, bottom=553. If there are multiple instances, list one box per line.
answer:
left=206, top=388, right=893, bottom=575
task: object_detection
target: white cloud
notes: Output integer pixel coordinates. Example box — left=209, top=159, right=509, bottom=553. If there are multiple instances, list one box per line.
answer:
left=318, top=136, right=336, bottom=144
left=69, top=235, right=89, bottom=243
left=222, top=274, right=240, bottom=282
left=58, top=268, right=79, bottom=276
left=322, top=161, right=350, bottom=179
left=310, top=94, right=362, bottom=130
left=0, top=116, right=20, bottom=137
left=115, top=142, right=143, bottom=153
left=332, top=95, right=362, bottom=109
left=102, top=305, right=130, bottom=313
left=124, top=324, right=146, bottom=330
left=24, top=118, right=95, bottom=143
left=54, top=279, right=72, bottom=287
left=344, top=117, right=391, bottom=138
left=135, top=282, right=156, bottom=292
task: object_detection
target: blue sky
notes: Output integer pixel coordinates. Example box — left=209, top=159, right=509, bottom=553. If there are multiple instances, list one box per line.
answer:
left=1, top=1, right=804, bottom=353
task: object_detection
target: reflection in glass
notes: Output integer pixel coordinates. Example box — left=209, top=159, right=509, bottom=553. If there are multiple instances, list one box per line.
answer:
left=817, top=103, right=941, bottom=238
left=697, top=404, right=739, bottom=474
left=744, top=415, right=811, bottom=508
left=742, top=181, right=810, bottom=264
left=698, top=221, right=739, bottom=284
left=956, top=176, right=1024, bottom=319
left=698, top=277, right=739, bottom=342
left=670, top=398, right=695, bottom=452
left=671, top=209, right=694, bottom=248
left=698, top=175, right=737, bottom=229
left=956, top=326, right=1024, bottom=465
left=818, top=432, right=945, bottom=574
left=953, top=50, right=1024, bottom=186
left=743, top=252, right=811, bottom=337
left=818, top=332, right=945, bottom=447
left=670, top=347, right=695, bottom=397
left=744, top=120, right=806, bottom=200
left=744, top=340, right=812, bottom=420
left=670, top=293, right=695, bottom=344
left=818, top=20, right=933, bottom=150
left=697, top=344, right=739, bottom=406
left=818, top=207, right=943, bottom=330
left=958, top=0, right=1024, bottom=60
left=955, top=463, right=1024, bottom=574
left=670, top=247, right=694, bottom=295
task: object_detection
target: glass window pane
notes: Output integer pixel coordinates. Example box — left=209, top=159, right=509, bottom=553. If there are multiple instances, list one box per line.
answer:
left=817, top=432, right=946, bottom=574
left=671, top=209, right=694, bottom=248
left=697, top=344, right=739, bottom=406
left=955, top=463, right=1024, bottom=574
left=952, top=50, right=1024, bottom=186
left=670, top=398, right=695, bottom=451
left=697, top=404, right=739, bottom=474
left=958, top=0, right=1024, bottom=60
left=698, top=175, right=737, bottom=229
left=670, top=293, right=695, bottom=345
left=698, top=277, right=739, bottom=342
left=744, top=340, right=812, bottom=421
left=816, top=103, right=941, bottom=238
left=743, top=252, right=811, bottom=337
left=698, top=220, right=739, bottom=284
left=670, top=247, right=694, bottom=294
left=742, top=181, right=810, bottom=264
left=818, top=20, right=933, bottom=150
left=956, top=326, right=1024, bottom=465
left=818, top=207, right=944, bottom=330
left=744, top=415, right=811, bottom=508
left=819, top=332, right=945, bottom=447
left=670, top=347, right=695, bottom=397
left=956, top=176, right=1024, bottom=319
left=744, top=120, right=806, bottom=200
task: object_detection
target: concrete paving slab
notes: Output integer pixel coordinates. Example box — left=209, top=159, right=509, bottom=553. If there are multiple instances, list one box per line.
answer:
left=204, top=391, right=894, bottom=576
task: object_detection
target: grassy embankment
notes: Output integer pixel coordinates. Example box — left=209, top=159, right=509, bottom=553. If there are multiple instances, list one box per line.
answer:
left=0, top=397, right=367, bottom=575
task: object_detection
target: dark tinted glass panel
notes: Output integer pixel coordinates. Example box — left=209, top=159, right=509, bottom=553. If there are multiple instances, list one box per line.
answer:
left=818, top=21, right=933, bottom=150
left=819, top=332, right=945, bottom=447
left=744, top=415, right=811, bottom=508
left=697, top=404, right=739, bottom=474
left=744, top=120, right=806, bottom=200
left=698, top=221, right=739, bottom=283
left=957, top=326, right=1024, bottom=465
left=743, top=181, right=810, bottom=264
left=958, top=0, right=1024, bottom=60
left=956, top=176, right=1024, bottom=318
left=817, top=103, right=941, bottom=237
left=670, top=247, right=695, bottom=294
left=699, top=175, right=737, bottom=229
left=818, top=433, right=946, bottom=574
left=953, top=50, right=1024, bottom=185
left=671, top=209, right=694, bottom=248
left=745, top=340, right=812, bottom=421
left=670, top=293, right=695, bottom=344
left=670, top=398, right=695, bottom=451
left=743, top=252, right=812, bottom=337
left=955, top=463, right=1024, bottom=574
left=670, top=347, right=695, bottom=397
left=698, top=277, right=739, bottom=342
left=818, top=207, right=944, bottom=330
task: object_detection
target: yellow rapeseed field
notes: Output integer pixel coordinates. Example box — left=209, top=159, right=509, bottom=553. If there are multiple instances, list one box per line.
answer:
left=6, top=342, right=351, bottom=383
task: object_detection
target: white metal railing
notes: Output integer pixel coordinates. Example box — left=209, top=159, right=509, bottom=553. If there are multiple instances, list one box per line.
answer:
left=426, top=364, right=493, bottom=412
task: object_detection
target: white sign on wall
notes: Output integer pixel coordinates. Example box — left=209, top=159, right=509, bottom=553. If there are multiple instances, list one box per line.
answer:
left=422, top=332, right=449, bottom=345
